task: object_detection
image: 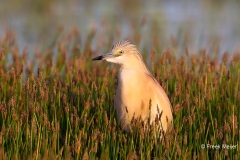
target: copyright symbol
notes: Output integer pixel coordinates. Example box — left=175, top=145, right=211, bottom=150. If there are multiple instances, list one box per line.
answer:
left=201, top=144, right=205, bottom=149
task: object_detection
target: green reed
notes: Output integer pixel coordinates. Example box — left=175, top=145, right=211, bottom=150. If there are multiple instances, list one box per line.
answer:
left=0, top=28, right=239, bottom=159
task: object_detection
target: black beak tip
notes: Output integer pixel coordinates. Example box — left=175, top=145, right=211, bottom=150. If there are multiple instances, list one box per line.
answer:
left=92, top=55, right=103, bottom=61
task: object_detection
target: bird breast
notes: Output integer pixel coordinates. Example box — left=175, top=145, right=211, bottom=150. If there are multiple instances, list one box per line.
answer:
left=114, top=67, right=173, bottom=132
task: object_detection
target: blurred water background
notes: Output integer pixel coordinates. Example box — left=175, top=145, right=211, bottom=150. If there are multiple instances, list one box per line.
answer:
left=0, top=0, right=240, bottom=56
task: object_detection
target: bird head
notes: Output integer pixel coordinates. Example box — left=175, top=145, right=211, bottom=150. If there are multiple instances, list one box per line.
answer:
left=92, top=40, right=141, bottom=65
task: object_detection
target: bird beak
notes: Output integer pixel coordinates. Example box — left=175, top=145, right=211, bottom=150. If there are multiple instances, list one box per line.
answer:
left=92, top=52, right=114, bottom=61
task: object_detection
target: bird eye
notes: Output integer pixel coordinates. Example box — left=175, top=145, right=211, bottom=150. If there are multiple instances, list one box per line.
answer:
left=119, top=50, right=124, bottom=54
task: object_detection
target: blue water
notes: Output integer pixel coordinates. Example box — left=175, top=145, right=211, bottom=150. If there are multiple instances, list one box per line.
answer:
left=0, top=0, right=239, bottom=55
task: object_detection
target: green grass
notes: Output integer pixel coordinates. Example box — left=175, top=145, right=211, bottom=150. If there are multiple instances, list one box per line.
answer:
left=0, top=28, right=239, bottom=160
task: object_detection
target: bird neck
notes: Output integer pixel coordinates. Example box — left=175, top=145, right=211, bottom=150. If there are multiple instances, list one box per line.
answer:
left=121, top=54, right=150, bottom=74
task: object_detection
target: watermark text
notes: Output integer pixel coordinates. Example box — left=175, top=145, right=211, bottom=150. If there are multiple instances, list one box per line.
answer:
left=201, top=144, right=238, bottom=150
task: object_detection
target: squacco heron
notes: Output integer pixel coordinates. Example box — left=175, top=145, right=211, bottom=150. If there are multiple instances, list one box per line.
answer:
left=92, top=41, right=173, bottom=133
